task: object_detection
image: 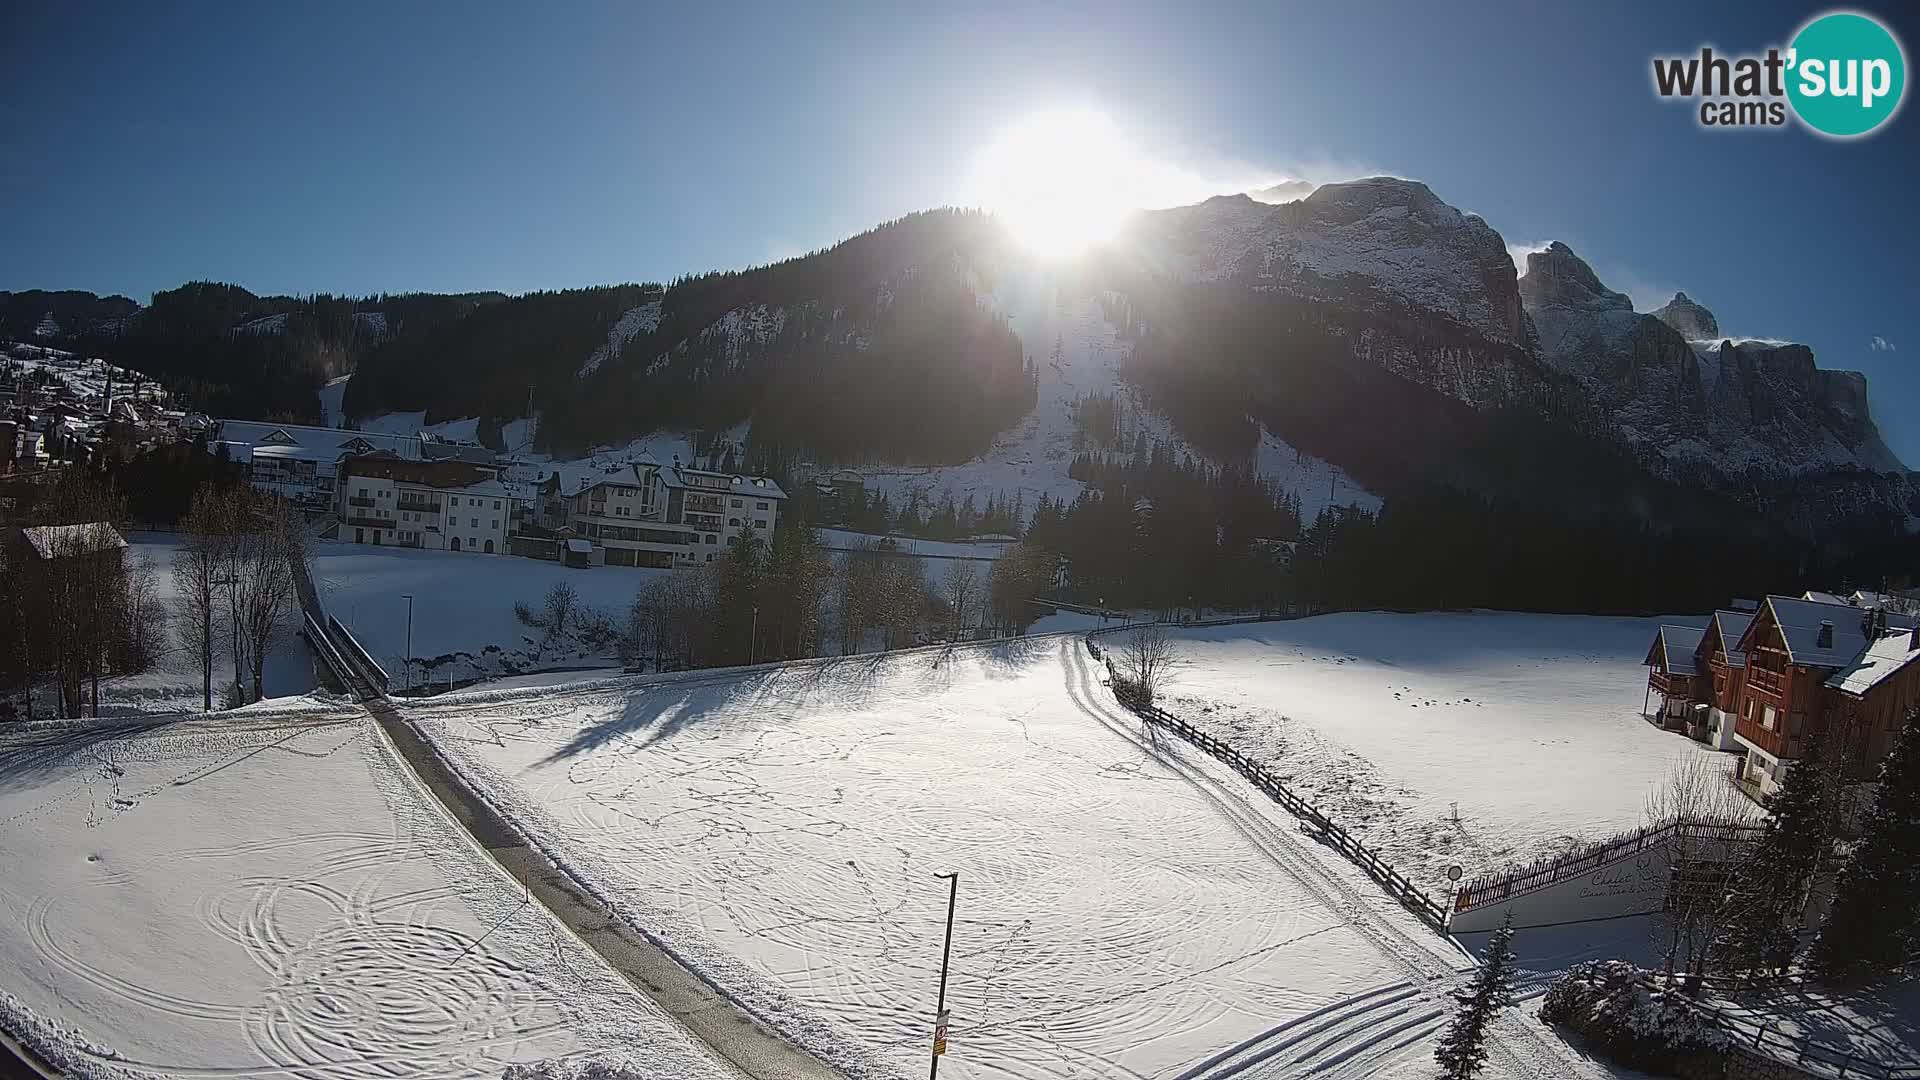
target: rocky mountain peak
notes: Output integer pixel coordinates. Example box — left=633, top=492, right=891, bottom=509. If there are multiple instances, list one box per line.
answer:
left=1516, top=242, right=1631, bottom=312
left=1651, top=291, right=1719, bottom=339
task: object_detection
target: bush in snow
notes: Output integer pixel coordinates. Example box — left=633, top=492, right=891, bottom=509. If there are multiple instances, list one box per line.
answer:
left=1540, top=960, right=1731, bottom=1074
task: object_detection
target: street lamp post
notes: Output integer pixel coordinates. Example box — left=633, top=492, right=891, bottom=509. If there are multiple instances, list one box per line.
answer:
left=401, top=594, right=414, bottom=692
left=750, top=604, right=759, bottom=665
left=929, top=871, right=959, bottom=1080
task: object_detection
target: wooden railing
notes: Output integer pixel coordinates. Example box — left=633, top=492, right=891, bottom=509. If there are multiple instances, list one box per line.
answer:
left=1087, top=633, right=1448, bottom=930
left=1748, top=666, right=1787, bottom=696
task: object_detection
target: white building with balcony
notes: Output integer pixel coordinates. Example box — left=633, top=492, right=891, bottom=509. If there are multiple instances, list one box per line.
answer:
left=562, top=455, right=785, bottom=567
left=338, top=453, right=511, bottom=554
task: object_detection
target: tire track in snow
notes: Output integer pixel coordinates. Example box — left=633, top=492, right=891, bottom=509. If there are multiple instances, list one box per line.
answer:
left=1059, top=639, right=1597, bottom=1080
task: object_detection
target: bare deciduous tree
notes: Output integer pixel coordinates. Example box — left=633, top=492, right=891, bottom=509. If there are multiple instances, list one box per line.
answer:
left=1643, top=754, right=1752, bottom=979
left=942, top=560, right=980, bottom=640
left=1118, top=624, right=1182, bottom=707
left=173, top=485, right=227, bottom=711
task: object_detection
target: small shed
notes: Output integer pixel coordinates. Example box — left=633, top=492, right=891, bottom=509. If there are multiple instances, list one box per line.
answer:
left=564, top=538, right=595, bottom=569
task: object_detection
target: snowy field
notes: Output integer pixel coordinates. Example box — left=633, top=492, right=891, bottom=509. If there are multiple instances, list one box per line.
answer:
left=312, top=543, right=668, bottom=687
left=405, top=636, right=1605, bottom=1080
left=0, top=711, right=728, bottom=1080
left=1157, top=612, right=1739, bottom=890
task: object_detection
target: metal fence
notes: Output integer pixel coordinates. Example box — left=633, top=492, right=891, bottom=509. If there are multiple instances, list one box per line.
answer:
left=1651, top=976, right=1920, bottom=1080
left=1452, top=819, right=1763, bottom=915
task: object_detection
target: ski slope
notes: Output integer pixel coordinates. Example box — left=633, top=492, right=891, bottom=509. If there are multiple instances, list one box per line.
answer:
left=404, top=636, right=1603, bottom=1080
left=0, top=711, right=729, bottom=1080
left=1160, top=612, right=1746, bottom=891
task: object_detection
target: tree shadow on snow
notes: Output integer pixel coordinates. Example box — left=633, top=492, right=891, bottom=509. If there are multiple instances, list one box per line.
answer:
left=0, top=716, right=178, bottom=791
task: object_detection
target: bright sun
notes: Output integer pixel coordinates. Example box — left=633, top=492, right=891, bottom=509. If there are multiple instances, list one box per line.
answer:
left=968, top=108, right=1143, bottom=256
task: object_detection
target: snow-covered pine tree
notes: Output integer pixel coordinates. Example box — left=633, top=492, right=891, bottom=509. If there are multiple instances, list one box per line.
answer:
left=1436, top=914, right=1518, bottom=1080
left=1811, top=703, right=1920, bottom=981
left=1717, top=733, right=1834, bottom=974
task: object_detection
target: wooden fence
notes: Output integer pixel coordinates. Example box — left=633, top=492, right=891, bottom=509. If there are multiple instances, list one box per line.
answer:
left=1087, top=634, right=1450, bottom=930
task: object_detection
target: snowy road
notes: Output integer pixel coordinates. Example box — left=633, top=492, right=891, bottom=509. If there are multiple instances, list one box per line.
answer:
left=405, top=635, right=1617, bottom=1079
left=0, top=709, right=732, bottom=1080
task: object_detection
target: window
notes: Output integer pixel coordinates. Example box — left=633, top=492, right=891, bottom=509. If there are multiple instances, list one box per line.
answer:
left=705, top=553, right=714, bottom=562
left=470, top=517, right=479, bottom=528
left=357, top=487, right=368, bottom=497
left=490, top=520, right=498, bottom=530
left=731, top=498, right=743, bottom=507
left=1744, top=697, right=1754, bottom=719
left=705, top=534, right=717, bottom=545
left=729, top=517, right=740, bottom=527
left=493, top=500, right=501, bottom=510
left=757, top=501, right=768, bottom=510
left=755, top=518, right=768, bottom=530
left=1762, top=704, right=1777, bottom=730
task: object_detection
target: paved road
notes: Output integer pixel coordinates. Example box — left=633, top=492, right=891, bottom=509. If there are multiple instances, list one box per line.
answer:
left=366, top=688, right=845, bottom=1080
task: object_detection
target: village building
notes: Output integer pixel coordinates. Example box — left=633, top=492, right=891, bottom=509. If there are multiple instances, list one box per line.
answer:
left=213, top=419, right=502, bottom=513
left=336, top=453, right=512, bottom=554
left=1645, top=593, right=1920, bottom=799
left=560, top=455, right=785, bottom=567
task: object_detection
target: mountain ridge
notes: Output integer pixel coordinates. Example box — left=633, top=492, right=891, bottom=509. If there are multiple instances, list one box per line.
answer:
left=9, top=180, right=1912, bottom=544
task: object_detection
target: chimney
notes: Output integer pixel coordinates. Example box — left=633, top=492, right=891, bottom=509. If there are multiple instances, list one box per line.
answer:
left=1816, top=621, right=1834, bottom=649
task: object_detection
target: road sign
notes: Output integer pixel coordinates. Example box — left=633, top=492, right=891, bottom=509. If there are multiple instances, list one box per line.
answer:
left=1446, top=864, right=1464, bottom=882
left=932, top=1010, right=950, bottom=1056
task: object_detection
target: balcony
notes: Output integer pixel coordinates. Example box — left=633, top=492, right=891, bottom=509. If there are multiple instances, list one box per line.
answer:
left=348, top=496, right=376, bottom=508
left=344, top=514, right=388, bottom=529
left=1647, top=670, right=1693, bottom=697
left=1747, top=666, right=1786, bottom=697
left=683, top=513, right=722, bottom=531
left=397, top=499, right=441, bottom=514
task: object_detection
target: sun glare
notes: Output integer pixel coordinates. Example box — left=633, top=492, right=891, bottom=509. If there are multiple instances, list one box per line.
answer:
left=968, top=108, right=1142, bottom=256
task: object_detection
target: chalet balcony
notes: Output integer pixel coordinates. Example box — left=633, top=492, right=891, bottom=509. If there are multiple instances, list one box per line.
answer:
left=344, top=514, right=389, bottom=529
left=397, top=498, right=441, bottom=514
left=1747, top=666, right=1786, bottom=697
left=347, top=496, right=376, bottom=508
left=1647, top=670, right=1693, bottom=697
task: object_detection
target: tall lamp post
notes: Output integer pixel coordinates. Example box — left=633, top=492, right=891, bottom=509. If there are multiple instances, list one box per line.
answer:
left=401, top=593, right=414, bottom=692
left=750, top=604, right=760, bottom=665
left=929, top=871, right=959, bottom=1079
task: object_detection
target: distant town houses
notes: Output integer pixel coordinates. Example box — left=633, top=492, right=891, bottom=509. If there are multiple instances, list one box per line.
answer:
left=1645, top=589, right=1920, bottom=800
left=336, top=453, right=513, bottom=554
left=3, top=344, right=198, bottom=475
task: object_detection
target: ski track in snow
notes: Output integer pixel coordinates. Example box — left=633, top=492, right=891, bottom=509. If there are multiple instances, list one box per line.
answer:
left=0, top=713, right=729, bottom=1080
left=404, top=635, right=1618, bottom=1079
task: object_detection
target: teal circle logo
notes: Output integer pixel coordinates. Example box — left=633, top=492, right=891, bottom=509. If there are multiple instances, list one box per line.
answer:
left=1787, top=11, right=1906, bottom=137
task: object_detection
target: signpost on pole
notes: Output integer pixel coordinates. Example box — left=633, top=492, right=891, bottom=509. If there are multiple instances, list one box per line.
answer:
left=1445, top=863, right=1464, bottom=927
left=930, top=871, right=958, bottom=1079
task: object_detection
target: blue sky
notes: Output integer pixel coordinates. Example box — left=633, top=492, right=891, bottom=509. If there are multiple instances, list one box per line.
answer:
left=3, top=1, right=1915, bottom=463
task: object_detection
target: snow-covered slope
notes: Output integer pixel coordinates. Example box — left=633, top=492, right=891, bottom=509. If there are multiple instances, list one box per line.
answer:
left=1129, top=179, right=1533, bottom=349
left=404, top=638, right=1488, bottom=1080
left=0, top=712, right=730, bottom=1080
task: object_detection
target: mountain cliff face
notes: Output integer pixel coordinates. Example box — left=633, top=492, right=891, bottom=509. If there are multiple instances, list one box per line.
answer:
left=1518, top=242, right=1912, bottom=533
left=15, top=178, right=1912, bottom=543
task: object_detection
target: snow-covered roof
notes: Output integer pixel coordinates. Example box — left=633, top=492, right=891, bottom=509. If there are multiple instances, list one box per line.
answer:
left=565, top=538, right=594, bottom=554
left=658, top=464, right=787, bottom=500
left=1707, top=610, right=1754, bottom=669
left=20, top=522, right=127, bottom=560
left=247, top=443, right=346, bottom=463
left=1803, top=590, right=1848, bottom=606
left=1648, top=625, right=1704, bottom=675
left=214, top=419, right=423, bottom=460
left=1825, top=628, right=1920, bottom=697
left=1748, top=595, right=1917, bottom=670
